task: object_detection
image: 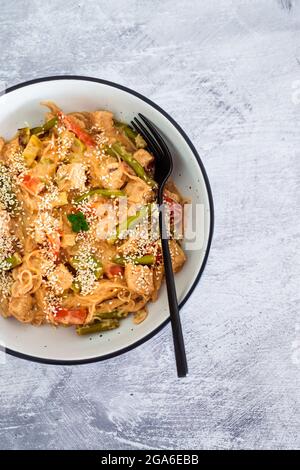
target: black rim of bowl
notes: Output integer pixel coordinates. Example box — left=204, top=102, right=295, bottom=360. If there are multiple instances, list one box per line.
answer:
left=0, top=75, right=215, bottom=365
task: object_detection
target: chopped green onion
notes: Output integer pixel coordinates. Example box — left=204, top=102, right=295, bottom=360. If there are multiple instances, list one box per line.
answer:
left=22, top=135, right=42, bottom=167
left=74, top=188, right=125, bottom=204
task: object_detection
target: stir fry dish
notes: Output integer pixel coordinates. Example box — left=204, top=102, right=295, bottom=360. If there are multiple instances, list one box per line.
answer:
left=0, top=103, right=186, bottom=335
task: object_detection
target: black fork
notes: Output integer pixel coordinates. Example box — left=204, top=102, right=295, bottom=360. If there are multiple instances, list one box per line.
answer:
left=131, top=113, right=188, bottom=378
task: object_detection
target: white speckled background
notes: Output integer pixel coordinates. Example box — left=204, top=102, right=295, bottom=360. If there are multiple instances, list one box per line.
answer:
left=0, top=0, right=300, bottom=450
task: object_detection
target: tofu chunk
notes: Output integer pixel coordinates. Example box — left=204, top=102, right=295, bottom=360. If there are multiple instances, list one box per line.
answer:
left=1, top=137, right=19, bottom=163
left=152, top=265, right=164, bottom=301
left=9, top=295, right=34, bottom=323
left=47, top=264, right=73, bottom=293
left=90, top=155, right=127, bottom=190
left=125, top=264, right=154, bottom=297
left=91, top=111, right=114, bottom=133
left=125, top=179, right=153, bottom=204
left=133, top=149, right=154, bottom=168
left=169, top=240, right=186, bottom=272
left=56, top=163, right=86, bottom=191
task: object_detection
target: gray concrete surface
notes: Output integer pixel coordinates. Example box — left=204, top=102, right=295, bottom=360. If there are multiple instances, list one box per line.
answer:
left=0, top=0, right=300, bottom=450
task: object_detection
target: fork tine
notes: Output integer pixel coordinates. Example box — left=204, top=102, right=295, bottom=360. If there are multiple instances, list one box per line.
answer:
left=138, top=113, right=172, bottom=160
left=131, top=120, right=157, bottom=156
left=132, top=118, right=161, bottom=156
left=131, top=121, right=156, bottom=156
left=131, top=118, right=162, bottom=157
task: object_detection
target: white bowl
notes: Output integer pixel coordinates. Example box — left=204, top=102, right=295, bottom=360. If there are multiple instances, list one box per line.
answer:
left=0, top=76, right=214, bottom=364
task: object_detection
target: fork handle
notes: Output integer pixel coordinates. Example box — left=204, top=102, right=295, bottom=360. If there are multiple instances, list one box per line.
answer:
left=159, top=209, right=188, bottom=377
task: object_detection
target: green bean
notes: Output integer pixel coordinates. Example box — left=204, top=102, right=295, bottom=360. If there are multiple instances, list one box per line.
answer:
left=31, top=117, right=58, bottom=136
left=76, top=319, right=119, bottom=335
left=70, top=281, right=81, bottom=293
left=114, top=121, right=146, bottom=148
left=69, top=257, right=79, bottom=269
left=42, top=117, right=58, bottom=132
left=108, top=142, right=157, bottom=188
left=94, top=311, right=128, bottom=320
left=70, top=256, right=103, bottom=279
left=109, top=204, right=149, bottom=244
left=30, top=126, right=43, bottom=136
left=113, top=254, right=154, bottom=266
left=74, top=188, right=125, bottom=204
left=93, top=258, right=103, bottom=279
left=1, top=253, right=22, bottom=271
left=126, top=206, right=149, bottom=231
left=114, top=120, right=137, bottom=141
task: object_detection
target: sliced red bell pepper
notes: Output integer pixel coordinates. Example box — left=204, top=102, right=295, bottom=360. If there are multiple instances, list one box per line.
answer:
left=106, top=264, right=124, bottom=278
left=53, top=307, right=88, bottom=325
left=163, top=195, right=182, bottom=224
left=57, top=111, right=95, bottom=148
left=22, top=174, right=44, bottom=194
left=47, top=230, right=62, bottom=259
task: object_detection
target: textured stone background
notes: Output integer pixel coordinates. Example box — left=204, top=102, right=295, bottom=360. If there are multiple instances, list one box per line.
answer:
left=0, top=0, right=300, bottom=450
